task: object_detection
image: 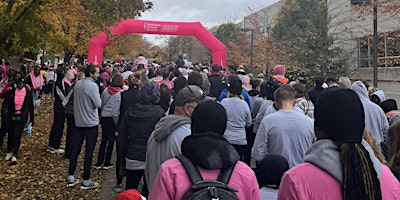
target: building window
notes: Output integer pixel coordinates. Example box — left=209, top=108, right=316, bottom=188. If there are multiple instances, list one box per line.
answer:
left=358, top=30, right=400, bottom=68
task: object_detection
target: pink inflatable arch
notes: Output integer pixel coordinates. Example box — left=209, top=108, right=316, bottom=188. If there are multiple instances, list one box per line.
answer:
left=87, top=19, right=226, bottom=66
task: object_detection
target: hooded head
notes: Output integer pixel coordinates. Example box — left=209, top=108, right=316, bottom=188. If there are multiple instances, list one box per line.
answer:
left=370, top=90, right=385, bottom=105
left=351, top=80, right=369, bottom=100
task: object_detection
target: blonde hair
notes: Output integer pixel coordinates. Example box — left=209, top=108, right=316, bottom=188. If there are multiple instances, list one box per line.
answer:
left=363, top=129, right=386, bottom=164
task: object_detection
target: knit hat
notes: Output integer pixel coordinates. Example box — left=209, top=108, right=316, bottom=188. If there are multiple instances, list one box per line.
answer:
left=115, top=189, right=144, bottom=200
left=139, top=81, right=160, bottom=104
left=227, top=79, right=242, bottom=95
left=257, top=154, right=289, bottom=187
left=315, top=87, right=365, bottom=143
left=273, top=65, right=285, bottom=76
left=380, top=99, right=398, bottom=114
left=175, top=85, right=206, bottom=106
left=191, top=100, right=227, bottom=135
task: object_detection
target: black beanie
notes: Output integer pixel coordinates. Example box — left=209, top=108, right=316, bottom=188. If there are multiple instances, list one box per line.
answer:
left=380, top=99, right=398, bottom=114
left=257, top=154, right=289, bottom=187
left=315, top=87, right=365, bottom=143
left=191, top=100, right=227, bottom=135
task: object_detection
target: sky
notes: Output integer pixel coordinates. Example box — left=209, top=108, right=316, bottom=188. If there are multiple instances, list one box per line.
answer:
left=139, top=0, right=280, bottom=45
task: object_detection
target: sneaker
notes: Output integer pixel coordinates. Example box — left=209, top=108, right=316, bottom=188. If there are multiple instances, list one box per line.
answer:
left=103, top=164, right=114, bottom=170
left=46, top=147, right=55, bottom=153
left=4, top=153, right=12, bottom=161
left=67, top=178, right=80, bottom=187
left=80, top=179, right=99, bottom=190
left=10, top=156, right=17, bottom=165
left=112, top=183, right=123, bottom=193
left=52, top=149, right=65, bottom=154
left=92, top=165, right=102, bottom=170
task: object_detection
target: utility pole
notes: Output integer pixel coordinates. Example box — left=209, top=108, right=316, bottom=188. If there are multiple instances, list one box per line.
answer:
left=241, top=28, right=255, bottom=69
left=351, top=0, right=378, bottom=87
left=373, top=3, right=378, bottom=87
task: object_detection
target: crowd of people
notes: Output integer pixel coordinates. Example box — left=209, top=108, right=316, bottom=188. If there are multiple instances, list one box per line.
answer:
left=0, top=55, right=399, bottom=199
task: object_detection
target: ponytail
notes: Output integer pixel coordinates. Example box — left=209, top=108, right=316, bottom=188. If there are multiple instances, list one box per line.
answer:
left=340, top=143, right=382, bottom=200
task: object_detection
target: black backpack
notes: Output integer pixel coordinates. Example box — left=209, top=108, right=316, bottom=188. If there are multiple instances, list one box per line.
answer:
left=176, top=154, right=239, bottom=200
left=265, top=77, right=283, bottom=101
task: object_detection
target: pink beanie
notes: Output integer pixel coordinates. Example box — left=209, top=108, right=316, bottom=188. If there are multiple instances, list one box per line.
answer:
left=273, top=65, right=286, bottom=76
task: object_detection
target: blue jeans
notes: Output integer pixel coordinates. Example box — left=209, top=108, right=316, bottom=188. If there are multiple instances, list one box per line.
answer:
left=68, top=126, right=98, bottom=180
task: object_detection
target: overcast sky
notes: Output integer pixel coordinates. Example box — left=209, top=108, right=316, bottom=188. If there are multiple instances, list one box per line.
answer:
left=139, top=0, right=280, bottom=45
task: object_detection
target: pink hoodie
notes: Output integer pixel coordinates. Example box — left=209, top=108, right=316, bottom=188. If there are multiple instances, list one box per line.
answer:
left=149, top=158, right=260, bottom=200
left=278, top=163, right=400, bottom=200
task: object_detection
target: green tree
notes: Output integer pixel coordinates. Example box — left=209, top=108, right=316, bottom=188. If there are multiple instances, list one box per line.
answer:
left=43, top=0, right=153, bottom=62
left=0, top=0, right=50, bottom=58
left=271, top=0, right=344, bottom=78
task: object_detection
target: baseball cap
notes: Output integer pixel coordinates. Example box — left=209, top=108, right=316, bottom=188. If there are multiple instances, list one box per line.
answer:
left=175, top=85, right=207, bottom=106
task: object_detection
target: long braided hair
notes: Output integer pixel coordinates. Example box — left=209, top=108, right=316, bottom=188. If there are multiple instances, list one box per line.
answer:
left=340, top=143, right=382, bottom=200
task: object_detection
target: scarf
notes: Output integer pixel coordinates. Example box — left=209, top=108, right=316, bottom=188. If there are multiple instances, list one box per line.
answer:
left=30, top=70, right=44, bottom=94
left=181, top=132, right=239, bottom=169
left=304, top=139, right=382, bottom=184
left=63, top=77, right=72, bottom=86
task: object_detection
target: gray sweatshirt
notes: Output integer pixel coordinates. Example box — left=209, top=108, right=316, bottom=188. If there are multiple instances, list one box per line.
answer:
left=351, top=81, right=388, bottom=145
left=100, top=88, right=121, bottom=118
left=73, top=78, right=102, bottom=127
left=145, top=114, right=191, bottom=191
left=252, top=109, right=315, bottom=168
left=221, top=97, right=252, bottom=145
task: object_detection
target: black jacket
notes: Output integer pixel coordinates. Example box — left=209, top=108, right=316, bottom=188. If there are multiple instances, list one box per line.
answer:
left=208, top=74, right=228, bottom=98
left=4, top=86, right=34, bottom=125
left=308, top=85, right=324, bottom=105
left=118, top=86, right=141, bottom=125
left=118, top=103, right=165, bottom=162
left=54, top=80, right=72, bottom=112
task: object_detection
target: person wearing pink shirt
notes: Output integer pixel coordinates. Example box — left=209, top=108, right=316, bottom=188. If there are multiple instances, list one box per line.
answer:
left=149, top=100, right=260, bottom=200
left=278, top=87, right=400, bottom=200
left=3, top=77, right=34, bottom=165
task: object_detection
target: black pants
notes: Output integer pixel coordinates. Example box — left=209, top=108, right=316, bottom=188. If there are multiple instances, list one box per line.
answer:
left=68, top=126, right=98, bottom=180
left=64, top=114, right=75, bottom=159
left=232, top=144, right=247, bottom=162
left=244, top=125, right=255, bottom=165
left=95, top=117, right=116, bottom=166
left=48, top=110, right=65, bottom=149
left=0, top=114, right=10, bottom=149
left=126, top=169, right=148, bottom=197
left=115, top=134, right=123, bottom=184
left=9, top=120, right=26, bottom=156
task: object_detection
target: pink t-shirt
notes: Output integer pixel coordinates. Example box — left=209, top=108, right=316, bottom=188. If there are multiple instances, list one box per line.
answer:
left=278, top=163, right=400, bottom=200
left=149, top=158, right=260, bottom=200
left=14, top=87, right=26, bottom=114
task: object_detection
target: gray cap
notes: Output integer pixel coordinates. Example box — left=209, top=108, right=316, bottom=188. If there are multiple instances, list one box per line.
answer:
left=175, top=85, right=207, bottom=106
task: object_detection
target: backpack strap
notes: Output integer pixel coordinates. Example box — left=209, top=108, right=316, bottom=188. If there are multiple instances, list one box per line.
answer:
left=176, top=154, right=203, bottom=185
left=217, top=161, right=237, bottom=184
